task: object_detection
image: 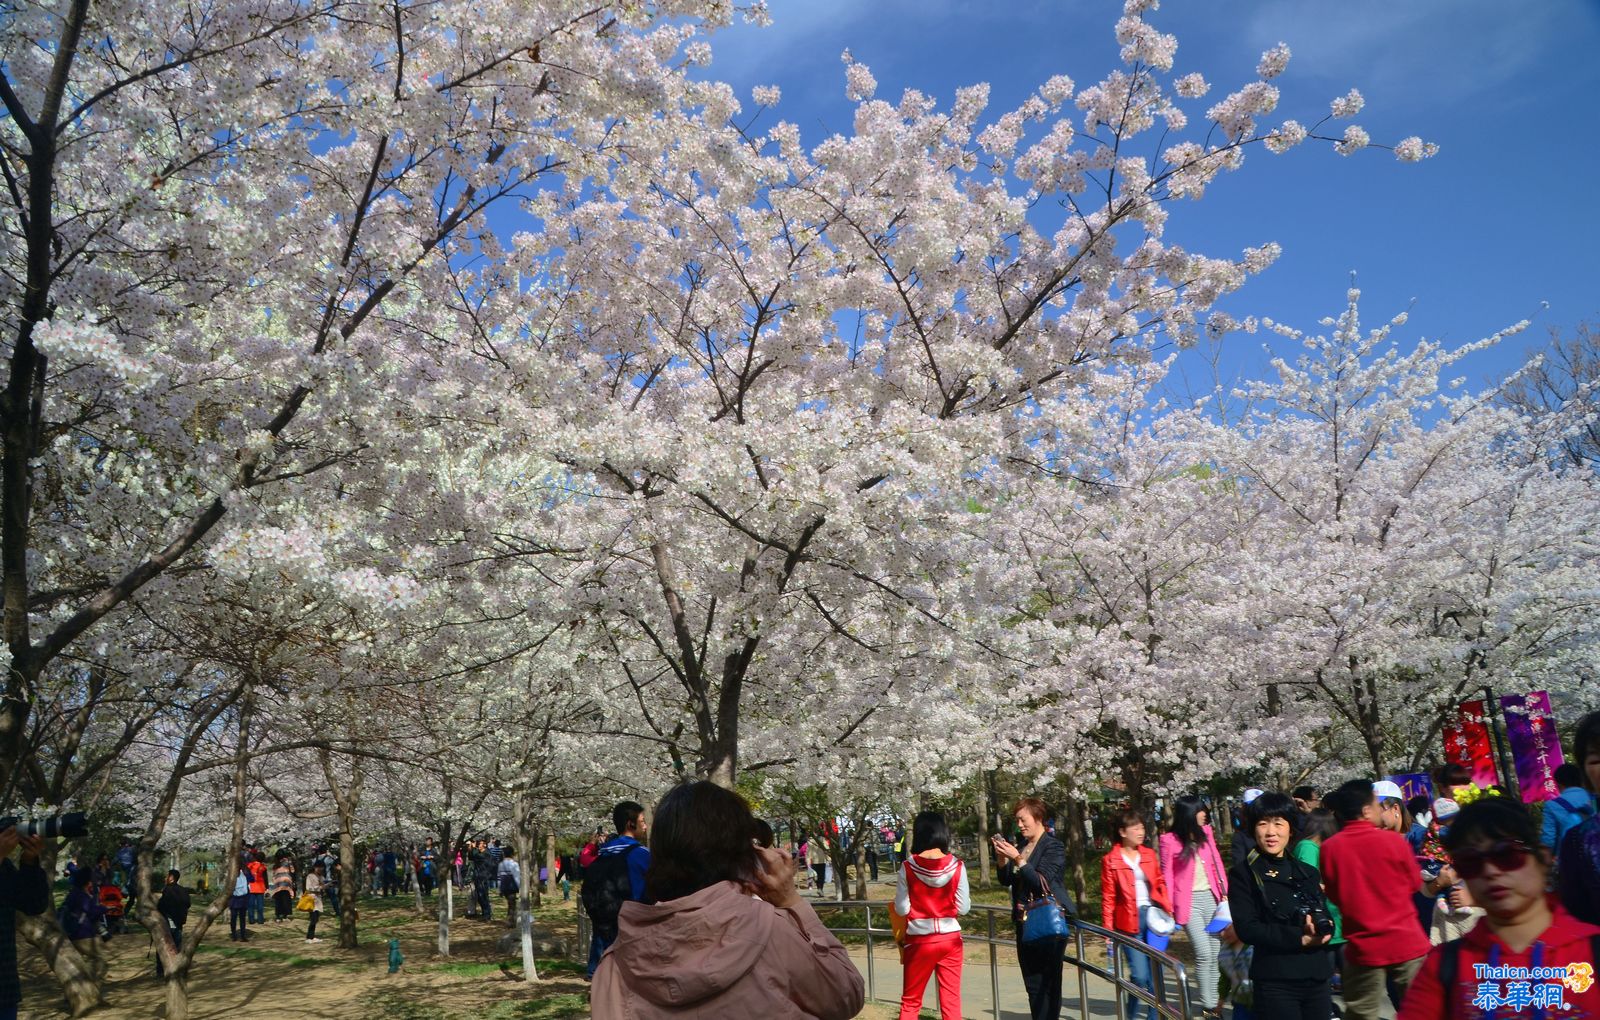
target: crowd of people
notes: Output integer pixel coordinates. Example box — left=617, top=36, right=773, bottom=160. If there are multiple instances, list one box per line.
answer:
left=222, top=844, right=341, bottom=944
left=573, top=710, right=1600, bottom=1020
left=0, top=712, right=1593, bottom=1020
left=1063, top=736, right=1600, bottom=1020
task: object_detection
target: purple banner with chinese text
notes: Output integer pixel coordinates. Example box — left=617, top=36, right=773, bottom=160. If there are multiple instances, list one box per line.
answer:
left=1385, top=773, right=1434, bottom=804
left=1499, top=690, right=1564, bottom=803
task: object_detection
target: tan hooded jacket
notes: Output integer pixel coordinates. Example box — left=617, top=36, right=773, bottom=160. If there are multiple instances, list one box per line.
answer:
left=591, top=880, right=864, bottom=1019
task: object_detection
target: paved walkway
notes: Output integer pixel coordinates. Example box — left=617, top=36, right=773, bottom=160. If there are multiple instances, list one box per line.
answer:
left=844, top=940, right=1181, bottom=1019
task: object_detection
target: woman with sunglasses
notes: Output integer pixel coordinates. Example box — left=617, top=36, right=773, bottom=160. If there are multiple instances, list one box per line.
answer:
left=1225, top=792, right=1335, bottom=1020
left=1398, top=797, right=1600, bottom=1018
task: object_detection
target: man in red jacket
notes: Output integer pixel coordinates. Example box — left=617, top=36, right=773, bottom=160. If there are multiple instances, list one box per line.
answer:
left=1322, top=780, right=1434, bottom=1020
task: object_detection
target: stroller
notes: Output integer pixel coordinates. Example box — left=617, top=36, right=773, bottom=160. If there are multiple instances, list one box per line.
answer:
left=97, top=884, right=127, bottom=935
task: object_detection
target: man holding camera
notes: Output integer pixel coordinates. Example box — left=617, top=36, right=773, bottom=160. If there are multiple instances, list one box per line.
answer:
left=0, top=826, right=49, bottom=1020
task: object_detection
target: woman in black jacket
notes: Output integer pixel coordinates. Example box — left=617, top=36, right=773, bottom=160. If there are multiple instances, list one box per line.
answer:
left=1225, top=792, right=1335, bottom=1020
left=992, top=796, right=1075, bottom=1020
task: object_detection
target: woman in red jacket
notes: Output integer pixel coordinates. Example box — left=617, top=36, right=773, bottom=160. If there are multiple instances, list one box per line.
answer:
left=894, top=811, right=971, bottom=1020
left=1102, top=809, right=1173, bottom=1020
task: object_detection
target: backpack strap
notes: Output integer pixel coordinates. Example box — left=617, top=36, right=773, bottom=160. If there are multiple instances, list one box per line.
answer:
left=1438, top=938, right=1462, bottom=1020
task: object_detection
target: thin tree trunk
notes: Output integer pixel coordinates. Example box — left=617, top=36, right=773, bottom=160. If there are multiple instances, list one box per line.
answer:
left=1065, top=794, right=1089, bottom=911
left=317, top=741, right=364, bottom=950
left=976, top=773, right=992, bottom=888
left=154, top=683, right=256, bottom=1020
left=439, top=878, right=452, bottom=956
left=829, top=839, right=850, bottom=900
left=545, top=833, right=557, bottom=909
left=132, top=681, right=249, bottom=1020
left=410, top=847, right=424, bottom=914
left=164, top=970, right=190, bottom=1020
left=436, top=821, right=453, bottom=957
left=337, top=825, right=359, bottom=948
left=512, top=794, right=540, bottom=982
left=852, top=816, right=868, bottom=901
left=704, top=739, right=738, bottom=788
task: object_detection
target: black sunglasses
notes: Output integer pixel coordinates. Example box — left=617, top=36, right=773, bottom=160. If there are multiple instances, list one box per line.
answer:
left=1452, top=840, right=1533, bottom=880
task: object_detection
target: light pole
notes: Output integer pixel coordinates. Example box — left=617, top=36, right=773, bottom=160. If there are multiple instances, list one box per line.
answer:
left=1480, top=684, right=1520, bottom=800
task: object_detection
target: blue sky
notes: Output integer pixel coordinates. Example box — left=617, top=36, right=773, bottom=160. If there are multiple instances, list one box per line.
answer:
left=694, top=0, right=1600, bottom=402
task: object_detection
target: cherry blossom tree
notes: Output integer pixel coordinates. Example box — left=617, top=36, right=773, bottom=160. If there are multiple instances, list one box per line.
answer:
left=1498, top=320, right=1600, bottom=472
left=492, top=0, right=1434, bottom=787
left=1203, top=291, right=1600, bottom=775
left=0, top=0, right=762, bottom=795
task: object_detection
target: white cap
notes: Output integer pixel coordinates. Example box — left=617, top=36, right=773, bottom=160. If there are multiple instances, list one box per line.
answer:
left=1373, top=780, right=1405, bottom=801
left=1242, top=788, right=1265, bottom=804
left=1146, top=906, right=1176, bottom=936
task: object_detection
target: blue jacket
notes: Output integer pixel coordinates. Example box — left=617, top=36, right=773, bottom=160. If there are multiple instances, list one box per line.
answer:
left=1558, top=815, right=1600, bottom=925
left=61, top=885, right=105, bottom=940
left=1543, top=787, right=1597, bottom=850
left=1405, top=822, right=1428, bottom=855
left=597, top=835, right=651, bottom=901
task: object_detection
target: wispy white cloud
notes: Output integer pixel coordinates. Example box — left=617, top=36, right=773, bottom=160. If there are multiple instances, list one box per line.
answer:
left=1240, top=0, right=1585, bottom=108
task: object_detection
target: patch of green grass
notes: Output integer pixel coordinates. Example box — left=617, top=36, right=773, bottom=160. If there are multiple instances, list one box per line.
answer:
left=424, top=961, right=506, bottom=978
left=422, top=958, right=583, bottom=980
left=362, top=912, right=421, bottom=930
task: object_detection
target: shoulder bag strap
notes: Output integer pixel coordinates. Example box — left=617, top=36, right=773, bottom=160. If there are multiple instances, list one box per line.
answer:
left=1438, top=939, right=1461, bottom=1020
left=1245, top=850, right=1269, bottom=899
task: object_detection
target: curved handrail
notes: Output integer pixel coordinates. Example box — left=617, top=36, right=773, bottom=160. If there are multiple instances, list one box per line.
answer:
left=808, top=898, right=1193, bottom=1020
left=576, top=892, right=1196, bottom=1018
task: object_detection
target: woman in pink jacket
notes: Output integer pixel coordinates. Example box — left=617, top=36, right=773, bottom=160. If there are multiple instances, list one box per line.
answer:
left=1157, top=795, right=1229, bottom=1017
left=592, top=782, right=864, bottom=1020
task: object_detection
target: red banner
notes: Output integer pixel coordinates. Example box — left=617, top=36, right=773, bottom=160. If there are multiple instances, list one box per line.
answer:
left=1443, top=700, right=1498, bottom=788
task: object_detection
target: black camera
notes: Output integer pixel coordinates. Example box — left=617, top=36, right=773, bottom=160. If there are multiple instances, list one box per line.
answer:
left=0, top=812, right=88, bottom=839
left=1294, top=886, right=1334, bottom=939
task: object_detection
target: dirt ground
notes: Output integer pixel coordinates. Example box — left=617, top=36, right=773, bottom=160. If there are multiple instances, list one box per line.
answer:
left=16, top=893, right=592, bottom=1020
left=11, top=879, right=1118, bottom=1018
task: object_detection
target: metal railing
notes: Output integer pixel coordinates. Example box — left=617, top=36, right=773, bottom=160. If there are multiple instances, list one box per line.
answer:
left=810, top=899, right=1191, bottom=1020
left=575, top=892, right=1193, bottom=1019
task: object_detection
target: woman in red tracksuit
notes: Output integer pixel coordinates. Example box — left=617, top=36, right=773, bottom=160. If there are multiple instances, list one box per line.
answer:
left=895, top=811, right=971, bottom=1020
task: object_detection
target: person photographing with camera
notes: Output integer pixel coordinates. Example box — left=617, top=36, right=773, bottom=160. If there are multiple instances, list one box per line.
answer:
left=0, top=825, right=50, bottom=1020
left=591, top=781, right=863, bottom=1019
left=1225, top=792, right=1336, bottom=1020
